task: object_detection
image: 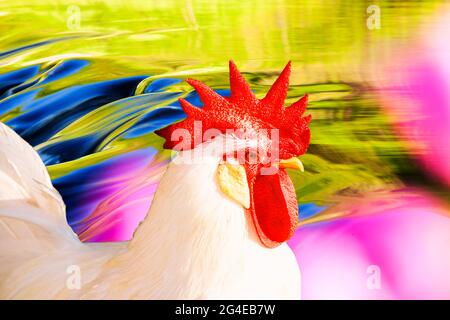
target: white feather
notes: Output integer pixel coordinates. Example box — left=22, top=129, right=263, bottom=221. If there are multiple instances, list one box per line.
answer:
left=85, top=135, right=301, bottom=299
left=0, top=122, right=116, bottom=298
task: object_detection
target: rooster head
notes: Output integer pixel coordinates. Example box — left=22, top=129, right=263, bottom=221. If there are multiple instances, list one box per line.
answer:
left=156, top=61, right=311, bottom=248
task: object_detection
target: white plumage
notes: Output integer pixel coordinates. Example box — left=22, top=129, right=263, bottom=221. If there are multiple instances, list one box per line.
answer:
left=0, top=122, right=301, bottom=299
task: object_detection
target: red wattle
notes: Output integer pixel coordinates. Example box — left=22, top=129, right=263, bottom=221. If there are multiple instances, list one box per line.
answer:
left=249, top=169, right=298, bottom=248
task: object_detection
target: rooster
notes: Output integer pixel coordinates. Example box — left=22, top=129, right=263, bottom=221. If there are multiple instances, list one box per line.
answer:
left=0, top=61, right=311, bottom=299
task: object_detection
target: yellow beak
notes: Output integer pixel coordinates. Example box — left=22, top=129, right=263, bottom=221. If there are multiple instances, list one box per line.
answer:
left=277, top=157, right=304, bottom=172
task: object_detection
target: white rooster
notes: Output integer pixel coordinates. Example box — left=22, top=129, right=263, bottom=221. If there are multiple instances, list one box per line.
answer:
left=0, top=61, right=310, bottom=299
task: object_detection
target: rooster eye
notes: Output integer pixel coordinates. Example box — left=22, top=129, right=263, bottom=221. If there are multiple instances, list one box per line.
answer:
left=247, top=150, right=257, bottom=163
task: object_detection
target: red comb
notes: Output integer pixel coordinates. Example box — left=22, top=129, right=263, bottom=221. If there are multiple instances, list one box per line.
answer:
left=155, top=60, right=311, bottom=159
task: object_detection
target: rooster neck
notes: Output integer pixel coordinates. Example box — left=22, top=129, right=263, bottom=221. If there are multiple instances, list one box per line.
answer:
left=130, top=135, right=261, bottom=252
left=93, top=137, right=300, bottom=299
left=111, top=139, right=261, bottom=296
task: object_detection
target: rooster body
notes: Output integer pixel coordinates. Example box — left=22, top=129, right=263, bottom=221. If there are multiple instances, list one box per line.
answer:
left=0, top=61, right=309, bottom=299
left=0, top=125, right=300, bottom=299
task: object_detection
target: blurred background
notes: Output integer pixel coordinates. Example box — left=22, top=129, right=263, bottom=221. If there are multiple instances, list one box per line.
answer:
left=0, top=0, right=449, bottom=299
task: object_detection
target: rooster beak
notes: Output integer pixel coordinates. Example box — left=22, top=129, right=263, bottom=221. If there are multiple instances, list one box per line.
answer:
left=276, top=157, right=304, bottom=172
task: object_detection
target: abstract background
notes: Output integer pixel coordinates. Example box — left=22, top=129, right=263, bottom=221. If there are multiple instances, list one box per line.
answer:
left=0, top=0, right=449, bottom=299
